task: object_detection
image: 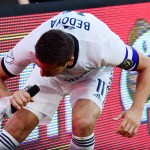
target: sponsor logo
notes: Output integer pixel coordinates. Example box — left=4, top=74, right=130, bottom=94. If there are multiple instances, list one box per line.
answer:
left=5, top=51, right=14, bottom=63
left=93, top=94, right=101, bottom=100
left=118, top=59, right=133, bottom=70
left=64, top=70, right=90, bottom=82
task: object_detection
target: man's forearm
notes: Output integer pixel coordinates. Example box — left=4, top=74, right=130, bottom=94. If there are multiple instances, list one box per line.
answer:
left=132, top=66, right=150, bottom=109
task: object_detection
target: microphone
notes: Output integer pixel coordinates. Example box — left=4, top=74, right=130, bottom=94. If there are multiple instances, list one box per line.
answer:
left=24, top=85, right=40, bottom=97
left=11, top=85, right=40, bottom=113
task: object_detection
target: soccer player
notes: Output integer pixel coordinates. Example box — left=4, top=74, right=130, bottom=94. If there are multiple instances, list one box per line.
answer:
left=0, top=11, right=150, bottom=149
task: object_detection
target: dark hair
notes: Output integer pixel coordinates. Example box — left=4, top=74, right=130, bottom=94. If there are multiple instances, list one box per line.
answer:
left=35, top=29, right=74, bottom=66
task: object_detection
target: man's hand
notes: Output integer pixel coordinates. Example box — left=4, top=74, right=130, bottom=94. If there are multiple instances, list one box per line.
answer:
left=113, top=106, right=143, bottom=138
left=10, top=90, right=34, bottom=110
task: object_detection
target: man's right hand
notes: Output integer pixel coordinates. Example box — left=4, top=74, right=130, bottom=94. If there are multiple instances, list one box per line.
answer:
left=10, top=90, right=34, bottom=110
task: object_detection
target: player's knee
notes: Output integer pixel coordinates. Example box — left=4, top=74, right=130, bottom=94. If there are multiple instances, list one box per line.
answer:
left=72, top=116, right=95, bottom=133
left=4, top=117, right=25, bottom=141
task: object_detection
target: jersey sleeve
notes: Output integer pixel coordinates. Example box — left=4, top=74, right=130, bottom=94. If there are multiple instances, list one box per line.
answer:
left=2, top=34, right=36, bottom=76
left=100, top=32, right=139, bottom=71
left=2, top=29, right=38, bottom=76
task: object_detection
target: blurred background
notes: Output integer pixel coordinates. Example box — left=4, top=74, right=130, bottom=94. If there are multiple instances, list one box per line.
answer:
left=0, top=0, right=18, bottom=5
left=0, top=0, right=64, bottom=5
left=0, top=0, right=150, bottom=149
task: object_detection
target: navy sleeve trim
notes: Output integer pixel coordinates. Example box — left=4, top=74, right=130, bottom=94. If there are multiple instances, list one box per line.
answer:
left=1, top=58, right=16, bottom=77
left=131, top=47, right=139, bottom=71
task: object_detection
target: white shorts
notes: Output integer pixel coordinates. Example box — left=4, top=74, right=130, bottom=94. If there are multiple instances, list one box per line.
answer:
left=24, top=66, right=113, bottom=125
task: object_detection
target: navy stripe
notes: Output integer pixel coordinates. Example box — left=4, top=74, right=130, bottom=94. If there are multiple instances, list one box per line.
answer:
left=101, top=81, right=105, bottom=96
left=130, top=47, right=139, bottom=71
left=1, top=58, right=16, bottom=77
left=72, top=139, right=94, bottom=145
left=72, top=139, right=95, bottom=147
left=0, top=136, right=14, bottom=150
left=72, top=136, right=95, bottom=147
left=73, top=136, right=94, bottom=143
left=1, top=133, right=16, bottom=149
left=0, top=139, right=13, bottom=150
left=96, top=79, right=102, bottom=92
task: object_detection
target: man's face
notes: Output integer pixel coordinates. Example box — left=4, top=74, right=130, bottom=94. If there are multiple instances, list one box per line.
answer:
left=35, top=59, right=67, bottom=77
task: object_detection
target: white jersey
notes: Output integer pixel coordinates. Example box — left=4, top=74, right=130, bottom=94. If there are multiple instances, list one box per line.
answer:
left=2, top=11, right=139, bottom=82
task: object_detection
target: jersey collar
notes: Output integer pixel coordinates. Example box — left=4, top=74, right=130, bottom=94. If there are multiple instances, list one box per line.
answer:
left=67, top=33, right=79, bottom=68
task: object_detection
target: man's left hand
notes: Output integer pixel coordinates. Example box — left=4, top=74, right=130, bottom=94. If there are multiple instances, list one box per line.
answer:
left=113, top=107, right=143, bottom=138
